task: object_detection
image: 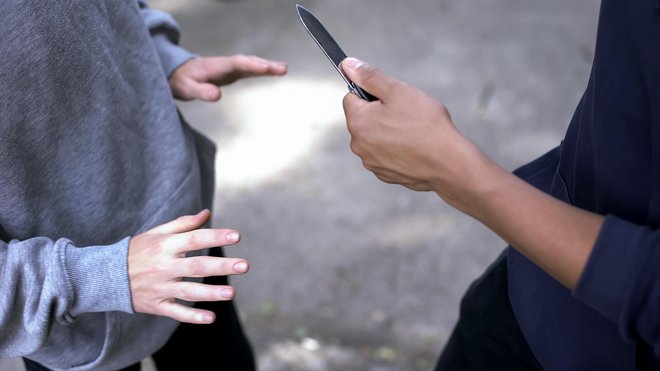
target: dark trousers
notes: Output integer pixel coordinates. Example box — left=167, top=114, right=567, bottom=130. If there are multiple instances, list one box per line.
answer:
left=24, top=248, right=255, bottom=371
left=434, top=251, right=543, bottom=371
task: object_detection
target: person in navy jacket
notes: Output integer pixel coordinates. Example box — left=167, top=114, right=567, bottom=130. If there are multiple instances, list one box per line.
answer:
left=341, top=1, right=660, bottom=369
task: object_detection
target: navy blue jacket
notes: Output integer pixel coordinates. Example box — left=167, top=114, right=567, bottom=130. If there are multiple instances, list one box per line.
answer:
left=508, top=1, right=660, bottom=369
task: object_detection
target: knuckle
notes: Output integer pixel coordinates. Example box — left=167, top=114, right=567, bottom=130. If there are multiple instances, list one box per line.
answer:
left=347, top=114, right=365, bottom=133
left=219, top=258, right=236, bottom=273
left=214, top=229, right=229, bottom=244
left=185, top=258, right=206, bottom=277
left=151, top=261, right=171, bottom=277
left=176, top=283, right=193, bottom=299
left=363, top=160, right=377, bottom=172
left=440, top=104, right=451, bottom=118
left=161, top=239, right=180, bottom=256
left=184, top=232, right=199, bottom=247
left=349, top=140, right=362, bottom=156
left=362, top=67, right=379, bottom=85
left=152, top=237, right=168, bottom=252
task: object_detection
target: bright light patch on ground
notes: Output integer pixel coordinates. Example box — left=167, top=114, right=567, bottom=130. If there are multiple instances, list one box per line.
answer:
left=216, top=77, right=348, bottom=189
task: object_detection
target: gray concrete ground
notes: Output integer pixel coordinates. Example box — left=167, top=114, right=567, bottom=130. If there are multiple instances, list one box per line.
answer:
left=1, top=0, right=600, bottom=370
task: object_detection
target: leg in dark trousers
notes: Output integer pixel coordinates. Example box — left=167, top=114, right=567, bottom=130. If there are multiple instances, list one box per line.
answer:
left=152, top=247, right=256, bottom=371
left=435, top=250, right=543, bottom=371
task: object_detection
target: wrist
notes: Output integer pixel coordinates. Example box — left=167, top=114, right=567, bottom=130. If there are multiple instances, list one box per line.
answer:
left=432, top=146, right=511, bottom=218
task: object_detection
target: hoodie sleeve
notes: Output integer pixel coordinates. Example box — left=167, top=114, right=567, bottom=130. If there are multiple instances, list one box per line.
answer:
left=137, top=0, right=196, bottom=78
left=574, top=214, right=660, bottom=356
left=0, top=236, right=134, bottom=357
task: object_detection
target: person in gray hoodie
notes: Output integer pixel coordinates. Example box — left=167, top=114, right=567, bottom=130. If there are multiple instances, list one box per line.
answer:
left=0, top=1, right=287, bottom=370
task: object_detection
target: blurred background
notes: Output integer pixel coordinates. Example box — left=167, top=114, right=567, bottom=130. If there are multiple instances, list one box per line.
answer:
left=1, top=0, right=601, bottom=370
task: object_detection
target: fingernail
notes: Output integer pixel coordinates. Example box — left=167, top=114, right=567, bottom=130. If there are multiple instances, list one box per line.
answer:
left=226, top=231, right=240, bottom=242
left=221, top=288, right=234, bottom=299
left=344, top=57, right=366, bottom=70
left=201, top=313, right=214, bottom=323
left=234, top=262, right=248, bottom=273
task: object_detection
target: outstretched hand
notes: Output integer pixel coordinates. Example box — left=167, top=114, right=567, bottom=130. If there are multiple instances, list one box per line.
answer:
left=128, top=209, right=248, bottom=324
left=169, top=54, right=287, bottom=101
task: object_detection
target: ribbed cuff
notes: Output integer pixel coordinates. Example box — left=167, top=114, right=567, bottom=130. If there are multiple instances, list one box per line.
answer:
left=64, top=237, right=134, bottom=316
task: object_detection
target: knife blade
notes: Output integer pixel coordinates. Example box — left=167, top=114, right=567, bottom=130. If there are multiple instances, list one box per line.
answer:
left=296, top=4, right=377, bottom=101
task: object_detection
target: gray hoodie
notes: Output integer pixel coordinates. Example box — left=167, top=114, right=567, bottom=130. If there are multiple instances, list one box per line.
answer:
left=0, top=1, right=215, bottom=369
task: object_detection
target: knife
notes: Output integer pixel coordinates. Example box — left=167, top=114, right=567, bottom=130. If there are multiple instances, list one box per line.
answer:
left=296, top=4, right=377, bottom=101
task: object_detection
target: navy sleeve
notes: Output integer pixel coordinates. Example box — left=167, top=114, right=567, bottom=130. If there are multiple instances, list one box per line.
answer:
left=575, top=215, right=660, bottom=355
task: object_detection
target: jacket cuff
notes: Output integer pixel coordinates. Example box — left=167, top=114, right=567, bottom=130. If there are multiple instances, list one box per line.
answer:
left=151, top=33, right=196, bottom=78
left=573, top=214, right=648, bottom=321
left=64, top=237, right=134, bottom=316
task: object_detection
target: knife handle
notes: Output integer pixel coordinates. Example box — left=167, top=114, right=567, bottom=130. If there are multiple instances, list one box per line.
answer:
left=349, top=82, right=378, bottom=102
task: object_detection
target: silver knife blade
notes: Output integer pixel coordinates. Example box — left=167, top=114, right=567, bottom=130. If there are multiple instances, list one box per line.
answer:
left=296, top=4, right=377, bottom=101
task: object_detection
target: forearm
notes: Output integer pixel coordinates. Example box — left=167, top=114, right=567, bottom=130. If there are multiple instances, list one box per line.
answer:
left=449, top=158, right=604, bottom=289
left=0, top=237, right=133, bottom=357
left=340, top=58, right=604, bottom=290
